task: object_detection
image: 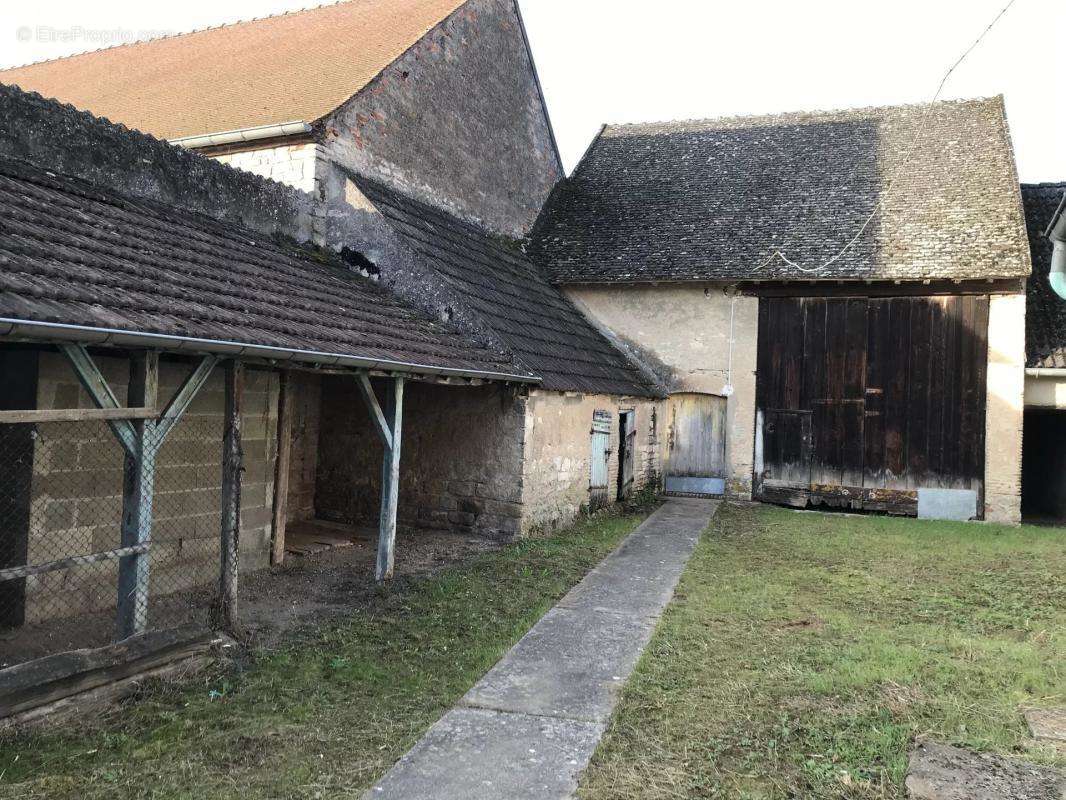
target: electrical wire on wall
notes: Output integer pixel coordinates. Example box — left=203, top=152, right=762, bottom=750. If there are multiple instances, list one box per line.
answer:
left=756, top=0, right=1021, bottom=276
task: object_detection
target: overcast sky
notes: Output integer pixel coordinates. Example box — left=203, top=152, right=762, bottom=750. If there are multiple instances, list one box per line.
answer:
left=1, top=0, right=1061, bottom=182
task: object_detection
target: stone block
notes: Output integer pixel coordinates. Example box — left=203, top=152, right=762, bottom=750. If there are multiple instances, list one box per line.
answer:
left=905, top=741, right=1065, bottom=800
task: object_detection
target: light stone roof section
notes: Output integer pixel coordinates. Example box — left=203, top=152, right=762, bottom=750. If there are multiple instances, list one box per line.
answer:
left=0, top=0, right=467, bottom=141
left=531, top=97, right=1032, bottom=284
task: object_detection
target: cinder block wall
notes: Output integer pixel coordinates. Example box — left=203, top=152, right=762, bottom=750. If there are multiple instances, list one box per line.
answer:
left=984, top=292, right=1027, bottom=524
left=24, top=352, right=278, bottom=624
left=565, top=285, right=759, bottom=498
left=314, top=378, right=527, bottom=540
left=520, top=390, right=662, bottom=535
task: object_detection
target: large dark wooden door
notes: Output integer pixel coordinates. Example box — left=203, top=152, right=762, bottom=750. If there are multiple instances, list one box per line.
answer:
left=755, top=295, right=988, bottom=515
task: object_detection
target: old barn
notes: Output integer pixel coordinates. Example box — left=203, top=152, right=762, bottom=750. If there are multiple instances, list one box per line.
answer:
left=531, top=98, right=1032, bottom=523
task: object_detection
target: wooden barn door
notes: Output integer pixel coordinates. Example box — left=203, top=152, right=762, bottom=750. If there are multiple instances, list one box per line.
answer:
left=664, top=393, right=727, bottom=496
left=755, top=295, right=988, bottom=515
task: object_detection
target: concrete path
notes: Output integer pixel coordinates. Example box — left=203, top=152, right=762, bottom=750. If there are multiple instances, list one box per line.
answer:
left=363, top=498, right=719, bottom=800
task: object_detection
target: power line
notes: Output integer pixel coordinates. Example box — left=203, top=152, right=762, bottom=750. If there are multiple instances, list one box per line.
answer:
left=758, top=0, right=1021, bottom=275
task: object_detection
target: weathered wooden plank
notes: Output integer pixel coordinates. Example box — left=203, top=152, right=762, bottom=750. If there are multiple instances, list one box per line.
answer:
left=0, top=544, right=150, bottom=583
left=882, top=298, right=912, bottom=486
left=376, top=377, right=404, bottom=582
left=356, top=372, right=393, bottom=450
left=906, top=299, right=932, bottom=486
left=154, top=355, right=218, bottom=441
left=0, top=407, right=157, bottom=424
left=116, top=351, right=159, bottom=641
left=59, top=343, right=138, bottom=458
left=926, top=298, right=949, bottom=483
left=0, top=624, right=216, bottom=720
left=940, top=297, right=963, bottom=484
left=864, top=299, right=888, bottom=488
left=840, top=299, right=867, bottom=487
left=968, top=296, right=990, bottom=493
left=270, top=370, right=293, bottom=566
left=215, top=360, right=244, bottom=635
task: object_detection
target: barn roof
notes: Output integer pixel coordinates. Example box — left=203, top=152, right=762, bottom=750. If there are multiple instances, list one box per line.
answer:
left=530, top=97, right=1032, bottom=284
left=1022, top=182, right=1066, bottom=369
left=0, top=153, right=533, bottom=381
left=356, top=177, right=660, bottom=396
left=0, top=0, right=467, bottom=141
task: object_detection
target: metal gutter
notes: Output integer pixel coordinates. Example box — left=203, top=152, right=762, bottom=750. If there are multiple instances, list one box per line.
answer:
left=168, top=121, right=312, bottom=150
left=0, top=318, right=539, bottom=384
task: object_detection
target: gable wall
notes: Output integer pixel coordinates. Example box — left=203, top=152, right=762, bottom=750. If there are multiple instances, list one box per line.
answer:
left=318, top=0, right=562, bottom=237
left=564, top=285, right=759, bottom=499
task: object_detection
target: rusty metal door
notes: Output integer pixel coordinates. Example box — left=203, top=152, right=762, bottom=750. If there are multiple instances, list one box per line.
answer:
left=664, top=393, right=727, bottom=496
left=617, top=410, right=636, bottom=499
left=589, top=410, right=612, bottom=509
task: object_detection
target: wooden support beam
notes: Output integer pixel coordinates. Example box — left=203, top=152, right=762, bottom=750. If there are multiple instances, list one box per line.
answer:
left=59, top=343, right=138, bottom=458
left=215, top=360, right=244, bottom=635
left=154, top=355, right=218, bottom=441
left=0, top=544, right=150, bottom=583
left=376, top=376, right=404, bottom=582
left=116, top=351, right=159, bottom=641
left=270, top=370, right=292, bottom=565
left=356, top=372, right=393, bottom=450
left=0, top=407, right=157, bottom=424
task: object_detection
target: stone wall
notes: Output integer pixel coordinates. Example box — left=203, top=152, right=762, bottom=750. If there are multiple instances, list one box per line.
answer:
left=318, top=0, right=562, bottom=236
left=315, top=378, right=526, bottom=540
left=565, top=285, right=759, bottom=498
left=21, top=351, right=278, bottom=624
left=520, top=390, right=662, bottom=535
left=984, top=292, right=1027, bottom=524
left=211, top=141, right=323, bottom=195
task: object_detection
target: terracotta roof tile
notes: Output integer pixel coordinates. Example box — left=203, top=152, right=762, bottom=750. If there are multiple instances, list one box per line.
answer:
left=0, top=0, right=467, bottom=140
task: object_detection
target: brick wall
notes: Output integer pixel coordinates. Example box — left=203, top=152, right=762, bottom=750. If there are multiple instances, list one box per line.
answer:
left=22, top=352, right=278, bottom=624
left=520, top=390, right=662, bottom=535
left=314, top=378, right=526, bottom=540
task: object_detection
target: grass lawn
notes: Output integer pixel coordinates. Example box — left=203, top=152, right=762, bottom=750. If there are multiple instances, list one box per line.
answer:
left=0, top=505, right=654, bottom=800
left=579, top=503, right=1066, bottom=800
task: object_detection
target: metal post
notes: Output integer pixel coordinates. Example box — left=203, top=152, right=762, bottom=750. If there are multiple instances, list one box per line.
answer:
left=376, top=377, right=404, bottom=582
left=216, top=359, right=244, bottom=634
left=116, top=351, right=159, bottom=640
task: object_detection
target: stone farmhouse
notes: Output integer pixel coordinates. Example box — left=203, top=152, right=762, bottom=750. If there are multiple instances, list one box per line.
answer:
left=0, top=0, right=1062, bottom=697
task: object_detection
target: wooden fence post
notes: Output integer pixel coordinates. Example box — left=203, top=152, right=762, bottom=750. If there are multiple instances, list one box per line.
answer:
left=116, top=351, right=159, bottom=641
left=376, top=377, right=404, bottom=582
left=216, top=360, right=244, bottom=635
left=270, top=370, right=292, bottom=565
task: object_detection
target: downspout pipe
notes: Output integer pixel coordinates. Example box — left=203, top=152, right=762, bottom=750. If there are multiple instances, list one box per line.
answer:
left=1046, top=192, right=1066, bottom=300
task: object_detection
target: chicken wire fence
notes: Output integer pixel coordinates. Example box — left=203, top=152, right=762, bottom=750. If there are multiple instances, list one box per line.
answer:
left=0, top=414, right=232, bottom=669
